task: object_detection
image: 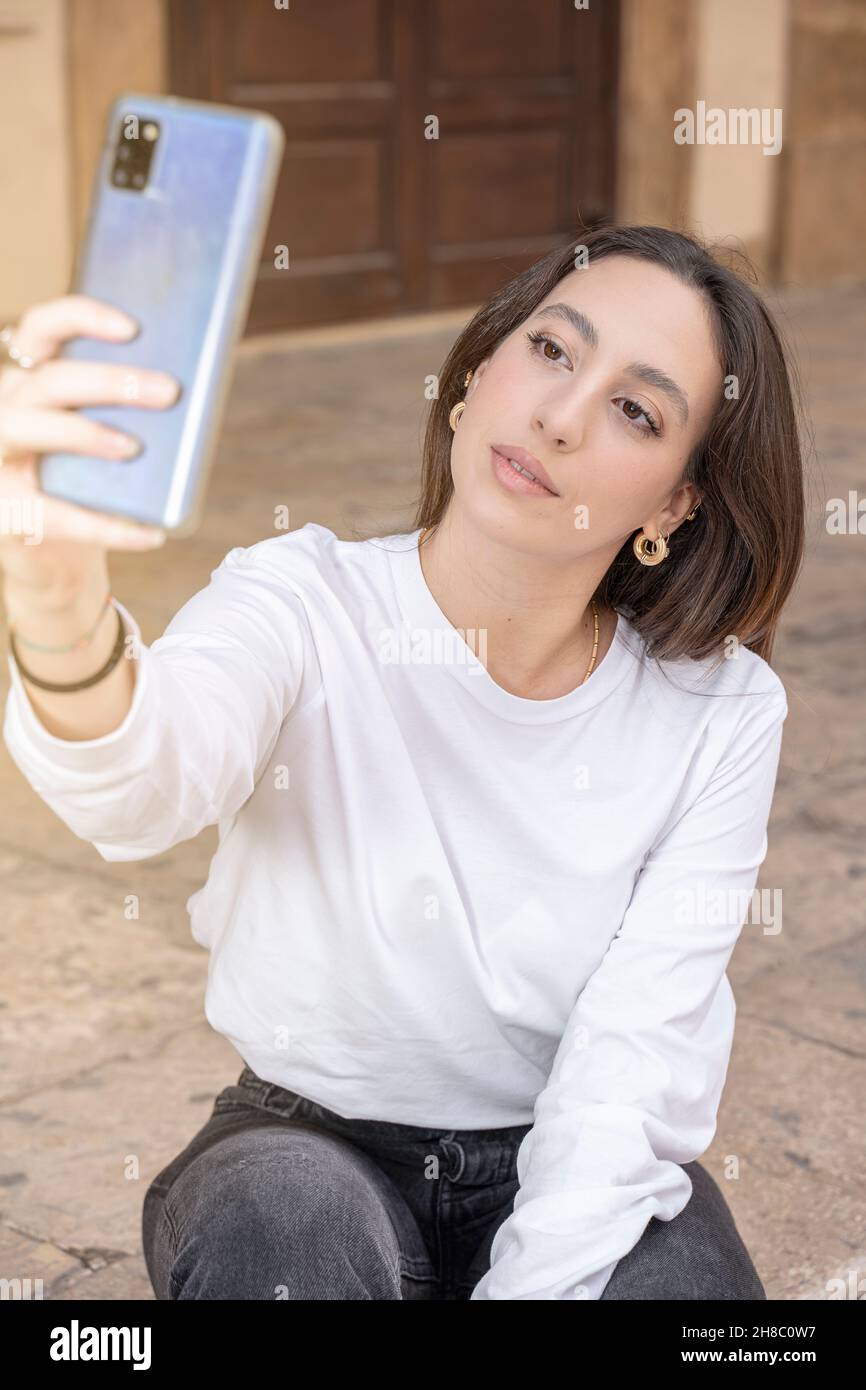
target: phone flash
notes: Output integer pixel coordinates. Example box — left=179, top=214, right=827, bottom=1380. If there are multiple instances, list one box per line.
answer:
left=142, top=122, right=159, bottom=141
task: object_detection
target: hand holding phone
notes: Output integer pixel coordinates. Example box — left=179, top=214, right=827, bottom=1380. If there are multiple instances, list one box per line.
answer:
left=0, top=293, right=177, bottom=600
left=36, top=93, right=285, bottom=536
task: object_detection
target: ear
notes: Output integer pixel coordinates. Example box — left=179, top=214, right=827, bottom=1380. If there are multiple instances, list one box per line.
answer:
left=658, top=483, right=701, bottom=533
left=466, top=356, right=491, bottom=400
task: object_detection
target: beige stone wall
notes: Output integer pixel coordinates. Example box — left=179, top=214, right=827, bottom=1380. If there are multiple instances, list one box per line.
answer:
left=616, top=0, right=864, bottom=286
left=617, top=0, right=788, bottom=279
left=0, top=0, right=72, bottom=321
left=688, top=0, right=789, bottom=280
left=0, top=0, right=167, bottom=324
left=616, top=0, right=698, bottom=229
left=777, top=0, right=866, bottom=284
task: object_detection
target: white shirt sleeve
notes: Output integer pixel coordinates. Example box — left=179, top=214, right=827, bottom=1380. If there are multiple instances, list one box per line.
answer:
left=2, top=544, right=310, bottom=862
left=470, top=685, right=788, bottom=1300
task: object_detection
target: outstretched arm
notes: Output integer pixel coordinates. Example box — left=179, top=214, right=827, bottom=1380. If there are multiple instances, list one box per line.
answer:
left=4, top=542, right=313, bottom=861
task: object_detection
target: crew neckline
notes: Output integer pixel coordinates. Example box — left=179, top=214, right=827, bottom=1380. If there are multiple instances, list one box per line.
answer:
left=381, top=529, right=636, bottom=724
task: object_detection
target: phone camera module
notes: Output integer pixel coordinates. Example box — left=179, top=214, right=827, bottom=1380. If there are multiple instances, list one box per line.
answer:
left=110, top=114, right=160, bottom=192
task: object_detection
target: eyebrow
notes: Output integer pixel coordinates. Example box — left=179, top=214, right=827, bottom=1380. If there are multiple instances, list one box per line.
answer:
left=532, top=302, right=690, bottom=426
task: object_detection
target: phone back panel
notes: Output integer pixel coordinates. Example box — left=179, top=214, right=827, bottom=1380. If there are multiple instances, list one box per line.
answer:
left=38, top=93, right=284, bottom=533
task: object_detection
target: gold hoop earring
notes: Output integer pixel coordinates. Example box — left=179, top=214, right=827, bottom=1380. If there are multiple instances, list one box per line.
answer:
left=685, top=500, right=701, bottom=521
left=633, top=529, right=670, bottom=566
left=448, top=368, right=474, bottom=431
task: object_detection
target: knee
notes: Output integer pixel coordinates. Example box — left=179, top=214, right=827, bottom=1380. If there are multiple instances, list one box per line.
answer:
left=602, top=1162, right=766, bottom=1301
left=158, top=1129, right=403, bottom=1300
left=682, top=1161, right=766, bottom=1299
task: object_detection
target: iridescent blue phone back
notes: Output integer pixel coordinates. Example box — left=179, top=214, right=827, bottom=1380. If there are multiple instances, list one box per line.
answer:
left=38, top=92, right=284, bottom=534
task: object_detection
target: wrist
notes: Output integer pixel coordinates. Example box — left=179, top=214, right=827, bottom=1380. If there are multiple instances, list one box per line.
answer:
left=9, top=602, right=127, bottom=694
left=1, top=545, right=108, bottom=607
left=13, top=590, right=113, bottom=653
left=3, top=565, right=112, bottom=648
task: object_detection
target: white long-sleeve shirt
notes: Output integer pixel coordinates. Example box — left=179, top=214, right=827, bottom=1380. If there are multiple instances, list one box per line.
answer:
left=3, top=523, right=788, bottom=1300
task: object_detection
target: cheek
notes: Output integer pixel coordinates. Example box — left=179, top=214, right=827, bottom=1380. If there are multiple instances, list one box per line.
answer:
left=472, top=352, right=530, bottom=411
left=562, top=439, right=678, bottom=522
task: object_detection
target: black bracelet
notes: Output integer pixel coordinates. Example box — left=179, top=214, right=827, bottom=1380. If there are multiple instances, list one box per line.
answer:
left=9, top=605, right=128, bottom=692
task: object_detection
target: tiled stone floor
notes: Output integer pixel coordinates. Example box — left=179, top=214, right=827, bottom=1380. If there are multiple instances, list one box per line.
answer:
left=0, top=287, right=863, bottom=1300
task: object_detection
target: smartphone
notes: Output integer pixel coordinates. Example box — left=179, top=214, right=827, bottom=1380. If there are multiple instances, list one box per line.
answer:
left=38, top=92, right=284, bottom=536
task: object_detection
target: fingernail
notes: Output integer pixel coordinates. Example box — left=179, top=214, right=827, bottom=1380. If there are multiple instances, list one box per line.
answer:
left=147, top=375, right=180, bottom=404
left=109, top=315, right=138, bottom=337
left=146, top=529, right=167, bottom=546
left=110, top=433, right=141, bottom=457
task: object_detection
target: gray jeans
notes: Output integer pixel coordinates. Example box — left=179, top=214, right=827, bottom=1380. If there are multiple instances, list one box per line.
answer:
left=142, top=1065, right=767, bottom=1300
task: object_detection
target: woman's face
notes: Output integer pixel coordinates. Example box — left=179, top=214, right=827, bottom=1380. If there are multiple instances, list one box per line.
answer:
left=449, top=254, right=725, bottom=559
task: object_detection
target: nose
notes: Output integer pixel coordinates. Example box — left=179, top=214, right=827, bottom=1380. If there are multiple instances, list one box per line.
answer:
left=534, top=396, right=586, bottom=453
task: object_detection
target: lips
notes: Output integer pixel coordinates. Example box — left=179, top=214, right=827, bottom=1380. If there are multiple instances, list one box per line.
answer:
left=490, top=444, right=559, bottom=496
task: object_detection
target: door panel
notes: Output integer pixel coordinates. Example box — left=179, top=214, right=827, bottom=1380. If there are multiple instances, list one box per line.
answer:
left=169, top=0, right=619, bottom=333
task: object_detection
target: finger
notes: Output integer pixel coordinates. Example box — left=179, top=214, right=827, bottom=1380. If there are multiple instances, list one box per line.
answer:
left=13, top=360, right=181, bottom=411
left=10, top=294, right=138, bottom=366
left=37, top=492, right=167, bottom=549
left=0, top=405, right=141, bottom=460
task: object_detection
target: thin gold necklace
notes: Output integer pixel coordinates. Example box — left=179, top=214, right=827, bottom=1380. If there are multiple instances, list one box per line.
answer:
left=417, top=526, right=600, bottom=685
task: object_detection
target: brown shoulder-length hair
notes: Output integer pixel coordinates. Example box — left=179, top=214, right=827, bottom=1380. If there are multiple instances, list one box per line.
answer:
left=409, top=222, right=807, bottom=670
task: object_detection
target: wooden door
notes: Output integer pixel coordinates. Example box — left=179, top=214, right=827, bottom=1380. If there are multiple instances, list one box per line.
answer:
left=169, top=0, right=620, bottom=334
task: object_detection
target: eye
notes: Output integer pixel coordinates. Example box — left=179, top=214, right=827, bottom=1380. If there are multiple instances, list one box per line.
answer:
left=525, top=329, right=571, bottom=367
left=526, top=329, right=662, bottom=439
left=613, top=397, right=662, bottom=438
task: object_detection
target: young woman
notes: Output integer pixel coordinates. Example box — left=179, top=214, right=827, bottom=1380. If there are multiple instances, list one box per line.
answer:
left=0, top=223, right=805, bottom=1300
